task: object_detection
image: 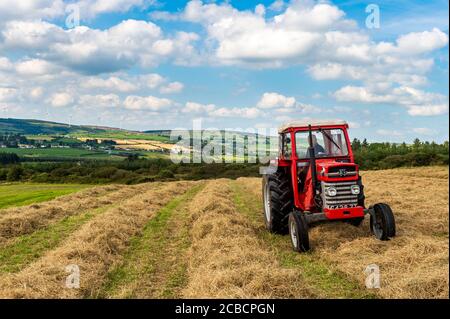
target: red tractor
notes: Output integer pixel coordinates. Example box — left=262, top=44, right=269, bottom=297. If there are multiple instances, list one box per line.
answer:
left=262, top=120, right=396, bottom=252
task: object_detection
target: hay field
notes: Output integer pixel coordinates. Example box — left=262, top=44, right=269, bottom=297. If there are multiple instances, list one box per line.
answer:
left=0, top=166, right=447, bottom=298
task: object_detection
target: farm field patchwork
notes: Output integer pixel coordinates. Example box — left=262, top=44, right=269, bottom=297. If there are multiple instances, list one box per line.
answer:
left=0, top=166, right=447, bottom=298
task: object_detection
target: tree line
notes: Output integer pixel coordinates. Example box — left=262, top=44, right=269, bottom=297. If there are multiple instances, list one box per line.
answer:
left=352, top=138, right=448, bottom=169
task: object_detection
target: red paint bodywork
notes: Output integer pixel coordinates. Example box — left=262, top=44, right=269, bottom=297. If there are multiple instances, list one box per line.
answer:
left=277, top=124, right=364, bottom=220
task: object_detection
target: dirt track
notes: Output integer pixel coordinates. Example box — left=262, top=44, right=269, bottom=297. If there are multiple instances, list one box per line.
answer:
left=0, top=167, right=447, bottom=298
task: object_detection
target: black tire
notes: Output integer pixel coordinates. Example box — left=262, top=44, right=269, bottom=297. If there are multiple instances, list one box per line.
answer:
left=346, top=217, right=364, bottom=227
left=262, top=170, right=292, bottom=234
left=357, top=176, right=366, bottom=207
left=370, top=203, right=396, bottom=240
left=288, top=211, right=310, bottom=252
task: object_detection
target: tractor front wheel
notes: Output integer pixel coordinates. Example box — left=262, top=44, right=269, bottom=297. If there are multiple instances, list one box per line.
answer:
left=288, top=211, right=310, bottom=252
left=370, top=203, right=396, bottom=240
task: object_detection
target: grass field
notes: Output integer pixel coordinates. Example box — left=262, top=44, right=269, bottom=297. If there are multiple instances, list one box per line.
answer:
left=0, top=147, right=115, bottom=159
left=0, top=183, right=91, bottom=209
left=0, top=166, right=447, bottom=298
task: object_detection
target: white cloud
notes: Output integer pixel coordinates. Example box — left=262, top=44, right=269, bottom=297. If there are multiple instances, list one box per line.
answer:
left=209, top=107, right=263, bottom=119
left=15, top=59, right=56, bottom=76
left=182, top=102, right=216, bottom=113
left=256, top=92, right=320, bottom=114
left=348, top=121, right=361, bottom=129
left=395, top=28, right=449, bottom=55
left=376, top=129, right=404, bottom=137
left=412, top=127, right=438, bottom=136
left=30, top=87, right=44, bottom=100
left=0, top=87, right=17, bottom=102
left=82, top=76, right=138, bottom=92
left=1, top=19, right=199, bottom=74
left=79, top=94, right=120, bottom=108
left=0, top=0, right=64, bottom=22
left=269, top=0, right=285, bottom=12
left=160, top=81, right=184, bottom=94
left=257, top=92, right=296, bottom=109
left=0, top=57, right=13, bottom=70
left=141, top=73, right=165, bottom=89
left=333, top=85, right=449, bottom=116
left=407, top=104, right=449, bottom=116
left=74, top=0, right=155, bottom=18
left=49, top=92, right=74, bottom=107
left=182, top=101, right=263, bottom=119
left=123, top=95, right=173, bottom=111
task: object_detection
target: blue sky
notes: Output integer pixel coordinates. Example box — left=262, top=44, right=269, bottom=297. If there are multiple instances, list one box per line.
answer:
left=0, top=0, right=448, bottom=142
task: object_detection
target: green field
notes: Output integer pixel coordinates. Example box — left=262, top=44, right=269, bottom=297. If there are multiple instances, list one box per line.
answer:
left=0, top=183, right=90, bottom=209
left=0, top=147, right=118, bottom=160
left=71, top=131, right=172, bottom=142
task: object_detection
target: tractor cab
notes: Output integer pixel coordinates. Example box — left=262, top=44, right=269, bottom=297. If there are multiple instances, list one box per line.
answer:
left=262, top=119, right=396, bottom=252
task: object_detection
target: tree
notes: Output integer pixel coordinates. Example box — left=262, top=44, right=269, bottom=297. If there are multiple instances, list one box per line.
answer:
left=7, top=166, right=23, bottom=181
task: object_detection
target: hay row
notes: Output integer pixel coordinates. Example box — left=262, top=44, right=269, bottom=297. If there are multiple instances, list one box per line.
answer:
left=181, top=179, right=313, bottom=298
left=235, top=166, right=449, bottom=298
left=0, top=181, right=195, bottom=298
left=0, top=183, right=154, bottom=243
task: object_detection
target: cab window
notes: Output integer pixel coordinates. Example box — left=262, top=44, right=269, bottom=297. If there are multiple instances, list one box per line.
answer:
left=282, top=133, right=292, bottom=158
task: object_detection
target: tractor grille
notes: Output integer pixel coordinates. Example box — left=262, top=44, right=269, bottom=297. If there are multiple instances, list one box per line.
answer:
left=321, top=181, right=358, bottom=209
left=326, top=166, right=357, bottom=178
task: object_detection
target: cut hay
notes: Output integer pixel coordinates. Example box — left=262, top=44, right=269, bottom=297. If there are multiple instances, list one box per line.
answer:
left=182, top=180, right=314, bottom=299
left=235, top=166, right=449, bottom=299
left=0, top=181, right=195, bottom=298
left=0, top=184, right=152, bottom=243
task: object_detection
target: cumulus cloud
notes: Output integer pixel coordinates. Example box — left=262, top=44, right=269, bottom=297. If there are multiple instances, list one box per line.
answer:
left=29, top=87, right=44, bottom=100
left=160, top=82, right=184, bottom=94
left=123, top=95, right=173, bottom=111
left=0, top=0, right=64, bottom=22
left=78, top=94, right=121, bottom=108
left=257, top=92, right=296, bottom=109
left=256, top=92, right=320, bottom=114
left=15, top=59, right=57, bottom=76
left=182, top=102, right=263, bottom=119
left=1, top=19, right=199, bottom=74
left=48, top=92, right=74, bottom=107
left=0, top=87, right=17, bottom=102
left=82, top=76, right=138, bottom=92
left=334, top=85, right=449, bottom=116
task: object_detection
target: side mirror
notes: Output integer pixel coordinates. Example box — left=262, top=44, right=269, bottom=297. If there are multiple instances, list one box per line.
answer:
left=285, top=137, right=291, bottom=144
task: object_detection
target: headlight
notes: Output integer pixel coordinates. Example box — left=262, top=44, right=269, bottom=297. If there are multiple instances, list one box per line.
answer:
left=351, top=185, right=360, bottom=195
left=325, top=187, right=337, bottom=197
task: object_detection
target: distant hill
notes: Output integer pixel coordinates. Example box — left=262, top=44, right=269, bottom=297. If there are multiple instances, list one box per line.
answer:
left=0, top=118, right=113, bottom=135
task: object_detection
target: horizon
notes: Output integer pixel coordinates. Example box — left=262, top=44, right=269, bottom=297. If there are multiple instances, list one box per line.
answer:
left=0, top=0, right=449, bottom=143
left=1, top=117, right=448, bottom=144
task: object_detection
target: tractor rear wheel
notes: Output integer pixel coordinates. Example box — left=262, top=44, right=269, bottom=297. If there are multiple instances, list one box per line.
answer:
left=262, top=170, right=292, bottom=234
left=288, top=211, right=310, bottom=252
left=370, top=203, right=396, bottom=240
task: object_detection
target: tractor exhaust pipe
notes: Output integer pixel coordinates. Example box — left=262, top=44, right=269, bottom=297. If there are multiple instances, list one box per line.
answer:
left=308, top=125, right=318, bottom=194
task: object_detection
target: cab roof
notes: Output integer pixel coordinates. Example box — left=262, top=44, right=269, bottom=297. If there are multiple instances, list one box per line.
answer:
left=278, top=119, right=348, bottom=133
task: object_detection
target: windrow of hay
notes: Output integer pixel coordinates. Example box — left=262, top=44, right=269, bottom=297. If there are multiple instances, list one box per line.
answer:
left=0, top=181, right=195, bottom=298
left=235, top=166, right=449, bottom=298
left=0, top=183, right=152, bottom=243
left=182, top=180, right=314, bottom=299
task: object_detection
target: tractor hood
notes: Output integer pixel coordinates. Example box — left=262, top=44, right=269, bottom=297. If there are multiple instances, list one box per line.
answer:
left=316, top=160, right=359, bottom=181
